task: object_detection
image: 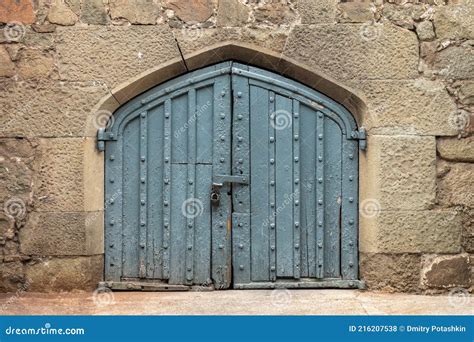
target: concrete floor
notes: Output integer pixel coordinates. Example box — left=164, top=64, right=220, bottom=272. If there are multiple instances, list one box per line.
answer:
left=1, top=290, right=472, bottom=315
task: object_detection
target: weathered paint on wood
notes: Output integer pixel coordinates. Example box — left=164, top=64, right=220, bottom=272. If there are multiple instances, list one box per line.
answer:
left=104, top=61, right=360, bottom=289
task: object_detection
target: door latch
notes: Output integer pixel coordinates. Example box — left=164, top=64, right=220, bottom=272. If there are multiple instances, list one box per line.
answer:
left=210, top=174, right=249, bottom=206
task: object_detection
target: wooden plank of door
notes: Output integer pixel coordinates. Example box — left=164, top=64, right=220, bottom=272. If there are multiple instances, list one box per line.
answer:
left=249, top=85, right=270, bottom=282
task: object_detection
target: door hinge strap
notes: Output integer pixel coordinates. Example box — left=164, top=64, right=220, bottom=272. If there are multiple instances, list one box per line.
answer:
left=349, top=127, right=367, bottom=151
left=97, top=128, right=117, bottom=151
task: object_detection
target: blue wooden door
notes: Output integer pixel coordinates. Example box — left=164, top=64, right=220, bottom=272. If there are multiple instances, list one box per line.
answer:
left=103, top=62, right=361, bottom=290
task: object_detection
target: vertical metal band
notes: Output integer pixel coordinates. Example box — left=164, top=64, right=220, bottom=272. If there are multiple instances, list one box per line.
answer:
left=292, top=100, right=301, bottom=279
left=316, top=110, right=325, bottom=278
left=139, top=110, right=148, bottom=279
left=162, top=99, right=172, bottom=279
left=269, top=91, right=277, bottom=281
left=341, top=139, right=359, bottom=280
left=185, top=89, right=196, bottom=284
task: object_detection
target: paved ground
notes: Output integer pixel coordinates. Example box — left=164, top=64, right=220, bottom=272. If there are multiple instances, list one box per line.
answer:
left=0, top=290, right=472, bottom=315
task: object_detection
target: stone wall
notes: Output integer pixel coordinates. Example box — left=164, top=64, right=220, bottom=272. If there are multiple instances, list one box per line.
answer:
left=0, top=0, right=472, bottom=293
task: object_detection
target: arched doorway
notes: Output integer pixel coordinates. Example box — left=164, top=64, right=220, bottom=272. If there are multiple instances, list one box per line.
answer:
left=102, top=61, right=363, bottom=290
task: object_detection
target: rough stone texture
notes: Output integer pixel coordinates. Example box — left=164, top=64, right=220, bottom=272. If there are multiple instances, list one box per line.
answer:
left=217, top=0, right=249, bottom=27
left=56, top=26, right=181, bottom=87
left=0, top=261, right=26, bottom=292
left=362, top=135, right=436, bottom=211
left=437, top=136, right=474, bottom=162
left=415, top=20, right=435, bottom=41
left=458, top=81, right=474, bottom=105
left=461, top=208, right=474, bottom=253
left=437, top=161, right=474, bottom=208
left=434, top=2, right=474, bottom=40
left=109, top=0, right=160, bottom=24
left=175, top=27, right=288, bottom=57
left=432, top=44, right=474, bottom=80
left=360, top=210, right=462, bottom=253
left=25, top=256, right=103, bottom=292
left=16, top=49, right=55, bottom=80
left=81, top=0, right=108, bottom=25
left=33, top=138, right=85, bottom=212
left=297, top=0, right=337, bottom=24
left=165, top=0, right=214, bottom=23
left=0, top=46, right=15, bottom=77
left=283, top=24, right=419, bottom=81
left=47, top=1, right=78, bottom=26
left=0, top=0, right=35, bottom=24
left=354, top=79, right=457, bottom=136
left=19, top=211, right=102, bottom=255
left=382, top=3, right=425, bottom=30
left=0, top=80, right=110, bottom=137
left=421, top=254, right=471, bottom=288
left=337, top=2, right=374, bottom=23
left=253, top=2, right=296, bottom=26
left=360, top=253, right=421, bottom=292
left=31, top=23, right=57, bottom=33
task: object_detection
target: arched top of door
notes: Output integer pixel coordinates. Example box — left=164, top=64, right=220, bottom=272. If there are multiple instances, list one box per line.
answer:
left=87, top=42, right=367, bottom=139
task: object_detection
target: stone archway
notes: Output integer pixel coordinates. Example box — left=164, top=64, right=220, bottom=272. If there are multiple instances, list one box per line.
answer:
left=83, top=42, right=368, bottom=280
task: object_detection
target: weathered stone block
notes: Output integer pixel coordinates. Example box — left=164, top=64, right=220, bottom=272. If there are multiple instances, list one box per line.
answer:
left=434, top=2, right=474, bottom=40
left=0, top=46, right=15, bottom=77
left=165, top=0, right=214, bottom=23
left=19, top=211, right=103, bottom=256
left=437, top=161, right=474, bottom=208
left=47, top=0, right=78, bottom=26
left=33, top=138, right=85, bottom=212
left=0, top=261, right=26, bottom=292
left=415, top=20, right=435, bottom=41
left=438, top=136, right=474, bottom=163
left=0, top=80, right=109, bottom=137
left=216, top=0, right=249, bottom=27
left=17, top=49, right=55, bottom=79
left=0, top=0, right=35, bottom=24
left=382, top=3, right=425, bottom=30
left=175, top=27, right=288, bottom=57
left=0, top=138, right=35, bottom=208
left=362, top=135, right=436, bottom=211
left=297, top=0, right=337, bottom=24
left=360, top=253, right=421, bottom=292
left=81, top=0, right=108, bottom=25
left=254, top=2, right=296, bottom=26
left=360, top=210, right=462, bottom=253
left=354, top=79, right=457, bottom=136
left=109, top=0, right=160, bottom=24
left=337, top=2, right=374, bottom=23
left=26, top=256, right=103, bottom=292
left=432, top=45, right=474, bottom=80
left=458, top=81, right=474, bottom=105
left=421, top=254, right=471, bottom=288
left=55, top=26, right=181, bottom=88
left=283, top=24, right=419, bottom=81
